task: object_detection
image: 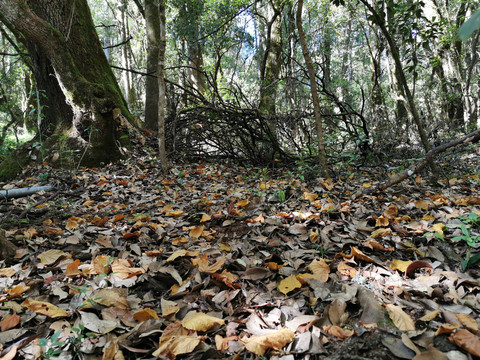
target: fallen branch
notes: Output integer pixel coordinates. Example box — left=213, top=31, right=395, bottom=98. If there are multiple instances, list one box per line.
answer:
left=0, top=185, right=55, bottom=199
left=356, top=129, right=480, bottom=196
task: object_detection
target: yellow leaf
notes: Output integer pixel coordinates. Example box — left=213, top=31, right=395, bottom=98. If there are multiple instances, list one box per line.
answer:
left=65, top=219, right=78, bottom=231
left=182, top=311, right=225, bottom=331
left=415, top=199, right=431, bottom=210
left=166, top=210, right=185, bottom=217
left=419, top=309, right=440, bottom=322
left=111, top=259, right=145, bottom=279
left=431, top=223, right=445, bottom=236
left=370, top=228, right=392, bottom=239
left=337, top=261, right=357, bottom=277
left=375, top=216, right=389, bottom=227
left=161, top=298, right=179, bottom=317
left=23, top=299, right=68, bottom=318
left=5, top=285, right=30, bottom=296
left=38, top=250, right=69, bottom=266
left=383, top=204, right=399, bottom=219
left=0, top=267, right=17, bottom=277
left=303, top=192, right=318, bottom=202
left=306, top=259, right=330, bottom=282
left=134, top=309, right=160, bottom=322
left=456, top=313, right=479, bottom=334
left=243, top=328, right=295, bottom=356
left=278, top=275, right=302, bottom=295
left=200, top=214, right=211, bottom=222
left=385, top=304, right=415, bottom=331
left=435, top=323, right=459, bottom=335
left=235, top=199, right=250, bottom=207
left=390, top=259, right=412, bottom=272
left=322, top=325, right=354, bottom=339
left=189, top=225, right=204, bottom=238
left=90, top=288, right=129, bottom=309
left=193, top=254, right=225, bottom=273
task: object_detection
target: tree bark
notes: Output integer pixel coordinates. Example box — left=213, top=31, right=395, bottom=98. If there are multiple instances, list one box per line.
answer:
left=144, top=0, right=160, bottom=131
left=258, top=0, right=283, bottom=116
left=157, top=0, right=168, bottom=173
left=0, top=0, right=132, bottom=169
left=296, top=0, right=328, bottom=177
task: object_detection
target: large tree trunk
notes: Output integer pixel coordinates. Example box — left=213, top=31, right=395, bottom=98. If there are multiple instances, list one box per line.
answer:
left=0, top=0, right=132, bottom=170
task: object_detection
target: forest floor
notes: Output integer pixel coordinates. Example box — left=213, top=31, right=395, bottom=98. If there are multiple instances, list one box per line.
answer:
left=0, top=139, right=479, bottom=360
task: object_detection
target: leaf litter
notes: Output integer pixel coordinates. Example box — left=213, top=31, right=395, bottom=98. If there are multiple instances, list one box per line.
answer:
left=0, top=147, right=479, bottom=359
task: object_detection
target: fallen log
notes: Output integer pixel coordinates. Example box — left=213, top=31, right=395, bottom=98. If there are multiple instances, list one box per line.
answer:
left=0, top=185, right=55, bottom=199
left=356, top=129, right=480, bottom=197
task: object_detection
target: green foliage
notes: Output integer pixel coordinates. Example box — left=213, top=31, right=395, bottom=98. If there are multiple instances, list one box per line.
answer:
left=451, top=224, right=480, bottom=247
left=462, top=251, right=480, bottom=271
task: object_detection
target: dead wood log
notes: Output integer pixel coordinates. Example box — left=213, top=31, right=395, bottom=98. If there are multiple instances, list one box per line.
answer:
left=0, top=185, right=55, bottom=199
left=355, top=129, right=480, bottom=197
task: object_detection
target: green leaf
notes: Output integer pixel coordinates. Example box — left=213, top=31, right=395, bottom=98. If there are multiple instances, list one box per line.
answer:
left=462, top=252, right=480, bottom=271
left=459, top=10, right=480, bottom=40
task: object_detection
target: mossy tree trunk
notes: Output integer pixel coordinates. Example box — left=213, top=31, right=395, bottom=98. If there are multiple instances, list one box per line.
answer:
left=0, top=0, right=132, bottom=169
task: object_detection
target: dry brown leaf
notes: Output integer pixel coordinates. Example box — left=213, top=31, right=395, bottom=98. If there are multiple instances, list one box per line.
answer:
left=323, top=325, right=354, bottom=339
left=23, top=299, right=69, bottom=318
left=134, top=309, right=160, bottom=322
left=351, top=247, right=375, bottom=263
left=65, top=259, right=82, bottom=277
left=38, top=249, right=69, bottom=266
left=182, top=311, right=225, bottom=331
left=304, top=192, right=318, bottom=202
left=337, top=261, right=357, bottom=277
left=412, top=346, right=448, bottom=360
left=161, top=298, right=179, bottom=317
left=383, top=204, right=399, bottom=219
left=390, top=259, right=412, bottom=272
left=385, top=304, right=415, bottom=331
left=449, top=329, right=480, bottom=357
left=362, top=239, right=394, bottom=252
left=111, top=259, right=146, bottom=279
left=435, top=323, right=460, bottom=335
left=456, top=313, right=479, bottom=333
left=370, top=228, right=392, bottom=239
left=196, top=254, right=225, bottom=273
left=243, top=328, right=295, bottom=356
left=278, top=275, right=302, bottom=295
left=419, top=309, right=440, bottom=322
left=200, top=214, right=212, bottom=222
left=306, top=258, right=330, bottom=282
left=0, top=267, right=17, bottom=277
left=0, top=313, right=20, bottom=332
left=189, top=225, right=204, bottom=238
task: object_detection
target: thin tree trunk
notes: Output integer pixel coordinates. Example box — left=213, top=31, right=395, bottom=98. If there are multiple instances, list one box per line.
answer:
left=157, top=0, right=168, bottom=174
left=144, top=0, right=160, bottom=131
left=296, top=0, right=328, bottom=177
left=360, top=0, right=439, bottom=177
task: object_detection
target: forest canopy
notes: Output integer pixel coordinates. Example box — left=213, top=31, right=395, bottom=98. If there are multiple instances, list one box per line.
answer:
left=0, top=0, right=479, bottom=175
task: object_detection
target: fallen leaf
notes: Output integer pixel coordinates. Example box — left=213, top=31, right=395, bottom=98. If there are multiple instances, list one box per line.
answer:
left=278, top=275, right=302, bottom=295
left=449, top=329, right=480, bottom=357
left=182, top=311, right=225, bottom=331
left=385, top=304, right=415, bottom=331
left=38, top=250, right=69, bottom=265
left=322, top=325, right=354, bottom=339
left=23, top=299, right=68, bottom=318
left=243, top=328, right=295, bottom=356
left=456, top=313, right=479, bottom=333
left=134, top=309, right=160, bottom=321
left=0, top=313, right=20, bottom=332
